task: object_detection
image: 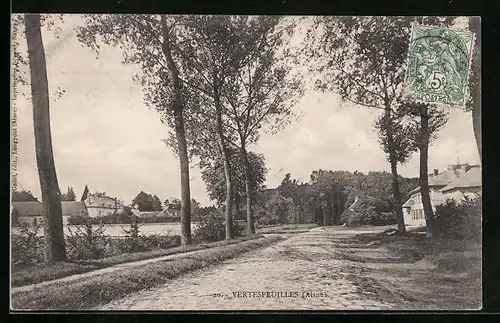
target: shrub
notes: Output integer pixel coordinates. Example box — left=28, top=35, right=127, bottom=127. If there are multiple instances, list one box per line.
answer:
left=340, top=208, right=396, bottom=226
left=65, top=220, right=109, bottom=261
left=11, top=223, right=44, bottom=266
left=435, top=195, right=481, bottom=239
left=122, top=216, right=144, bottom=252
left=254, top=207, right=280, bottom=226
left=193, top=209, right=244, bottom=243
left=139, top=234, right=181, bottom=250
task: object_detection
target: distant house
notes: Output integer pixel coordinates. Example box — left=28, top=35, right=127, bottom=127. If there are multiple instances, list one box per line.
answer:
left=81, top=186, right=120, bottom=217
left=441, top=166, right=482, bottom=201
left=347, top=196, right=360, bottom=212
left=402, top=164, right=481, bottom=228
left=156, top=208, right=181, bottom=218
left=139, top=211, right=161, bottom=218
left=11, top=201, right=89, bottom=226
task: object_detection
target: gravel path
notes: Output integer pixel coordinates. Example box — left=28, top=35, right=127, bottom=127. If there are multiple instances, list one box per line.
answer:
left=98, top=227, right=396, bottom=310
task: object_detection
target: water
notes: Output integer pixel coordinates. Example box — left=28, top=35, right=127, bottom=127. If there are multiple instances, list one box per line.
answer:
left=12, top=222, right=199, bottom=237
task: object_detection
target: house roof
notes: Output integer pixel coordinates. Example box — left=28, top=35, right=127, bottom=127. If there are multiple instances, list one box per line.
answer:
left=408, top=165, right=473, bottom=195
left=11, top=202, right=44, bottom=217
left=12, top=201, right=87, bottom=217
left=140, top=211, right=161, bottom=217
left=62, top=201, right=87, bottom=215
left=402, top=198, right=413, bottom=208
left=347, top=196, right=360, bottom=211
left=157, top=208, right=181, bottom=217
left=441, top=166, right=481, bottom=192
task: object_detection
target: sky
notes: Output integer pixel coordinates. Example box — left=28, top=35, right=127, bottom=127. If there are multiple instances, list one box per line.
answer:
left=11, top=15, right=480, bottom=206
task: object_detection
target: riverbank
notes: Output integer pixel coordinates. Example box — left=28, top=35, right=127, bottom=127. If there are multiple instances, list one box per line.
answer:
left=11, top=234, right=261, bottom=288
left=11, top=235, right=283, bottom=310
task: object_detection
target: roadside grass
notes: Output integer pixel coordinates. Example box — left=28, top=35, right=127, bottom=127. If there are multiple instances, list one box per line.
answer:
left=342, top=231, right=482, bottom=309
left=256, top=223, right=317, bottom=234
left=11, top=235, right=283, bottom=311
left=11, top=234, right=264, bottom=288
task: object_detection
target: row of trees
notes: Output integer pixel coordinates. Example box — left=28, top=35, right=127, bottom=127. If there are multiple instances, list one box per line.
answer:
left=258, top=171, right=418, bottom=227
left=305, top=16, right=480, bottom=236
left=75, top=15, right=304, bottom=244
left=12, top=15, right=480, bottom=263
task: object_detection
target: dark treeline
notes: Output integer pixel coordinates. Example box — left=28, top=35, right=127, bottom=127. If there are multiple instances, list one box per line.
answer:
left=254, top=170, right=418, bottom=227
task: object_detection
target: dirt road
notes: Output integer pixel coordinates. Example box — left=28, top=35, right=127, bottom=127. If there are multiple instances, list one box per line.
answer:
left=98, top=226, right=398, bottom=310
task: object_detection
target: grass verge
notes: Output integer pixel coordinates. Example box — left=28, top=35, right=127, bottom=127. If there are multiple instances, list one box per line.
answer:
left=11, top=234, right=264, bottom=288
left=11, top=235, right=283, bottom=310
left=344, top=231, right=481, bottom=309
left=257, top=224, right=317, bottom=234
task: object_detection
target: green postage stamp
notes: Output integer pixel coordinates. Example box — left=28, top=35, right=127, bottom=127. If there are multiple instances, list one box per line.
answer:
left=405, top=25, right=475, bottom=107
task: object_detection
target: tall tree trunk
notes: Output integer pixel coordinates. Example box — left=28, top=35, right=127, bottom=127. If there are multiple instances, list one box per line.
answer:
left=239, top=143, right=255, bottom=235
left=173, top=109, right=192, bottom=245
left=384, top=108, right=406, bottom=234
left=322, top=206, right=327, bottom=226
left=469, top=17, right=481, bottom=162
left=419, top=105, right=437, bottom=237
left=213, top=85, right=233, bottom=240
left=24, top=13, right=66, bottom=263
left=161, top=15, right=191, bottom=245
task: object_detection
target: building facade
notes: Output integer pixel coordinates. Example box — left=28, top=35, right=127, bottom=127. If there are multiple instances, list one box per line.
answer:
left=80, top=186, right=121, bottom=217
left=402, top=164, right=481, bottom=228
left=11, top=201, right=89, bottom=226
left=83, top=193, right=120, bottom=217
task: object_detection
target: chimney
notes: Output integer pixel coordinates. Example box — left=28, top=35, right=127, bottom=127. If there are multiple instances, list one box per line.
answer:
left=433, top=169, right=439, bottom=176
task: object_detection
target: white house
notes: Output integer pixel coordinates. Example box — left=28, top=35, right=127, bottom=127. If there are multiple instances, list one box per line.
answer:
left=81, top=186, right=120, bottom=217
left=402, top=163, right=481, bottom=228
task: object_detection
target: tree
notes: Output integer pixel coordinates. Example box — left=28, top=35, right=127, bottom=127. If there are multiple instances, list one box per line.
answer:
left=24, top=13, right=66, bottom=262
left=396, top=102, right=448, bottom=236
left=219, top=16, right=303, bottom=234
left=467, top=17, right=481, bottom=161
left=201, top=149, right=267, bottom=211
left=152, top=195, right=162, bottom=211
left=166, top=15, right=254, bottom=239
left=168, top=16, right=302, bottom=236
left=12, top=189, right=39, bottom=202
left=77, top=15, right=193, bottom=245
left=167, top=198, right=182, bottom=210
left=93, top=191, right=107, bottom=198
left=61, top=186, right=76, bottom=201
left=190, top=198, right=201, bottom=217
left=308, top=16, right=456, bottom=233
left=132, top=191, right=163, bottom=212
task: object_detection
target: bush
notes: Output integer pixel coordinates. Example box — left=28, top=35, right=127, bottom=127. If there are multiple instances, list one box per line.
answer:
left=340, top=209, right=396, bottom=226
left=139, top=234, right=181, bottom=250
left=65, top=221, right=110, bottom=261
left=12, top=216, right=183, bottom=265
left=11, top=224, right=44, bottom=266
left=254, top=207, right=280, bottom=226
left=122, top=216, right=145, bottom=252
left=435, top=196, right=481, bottom=239
left=193, top=209, right=244, bottom=243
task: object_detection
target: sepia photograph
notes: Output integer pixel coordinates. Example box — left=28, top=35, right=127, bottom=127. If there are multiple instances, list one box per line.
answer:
left=10, top=14, right=481, bottom=311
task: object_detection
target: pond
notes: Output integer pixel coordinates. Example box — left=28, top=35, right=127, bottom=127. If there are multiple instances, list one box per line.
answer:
left=12, top=222, right=200, bottom=237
